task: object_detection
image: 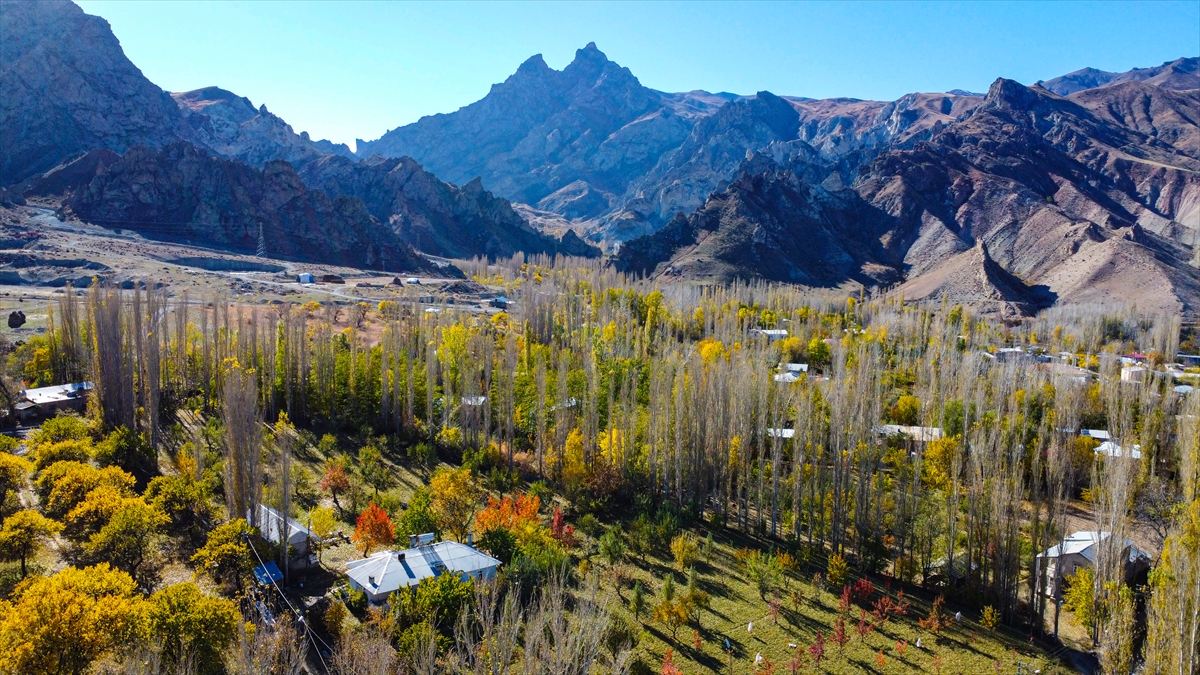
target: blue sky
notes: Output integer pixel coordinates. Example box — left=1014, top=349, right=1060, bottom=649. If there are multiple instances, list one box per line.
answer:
left=77, top=1, right=1200, bottom=150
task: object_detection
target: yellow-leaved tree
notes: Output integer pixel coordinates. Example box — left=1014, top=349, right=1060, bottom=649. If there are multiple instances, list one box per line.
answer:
left=0, top=564, right=146, bottom=675
left=430, top=466, right=484, bottom=542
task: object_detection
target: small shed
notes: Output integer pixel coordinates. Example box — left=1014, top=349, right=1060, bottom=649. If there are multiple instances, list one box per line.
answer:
left=345, top=539, right=501, bottom=604
left=297, top=273, right=315, bottom=284
left=750, top=329, right=789, bottom=342
left=1035, top=531, right=1151, bottom=597
left=1120, top=366, right=1147, bottom=382
left=254, top=504, right=321, bottom=557
left=874, top=424, right=944, bottom=444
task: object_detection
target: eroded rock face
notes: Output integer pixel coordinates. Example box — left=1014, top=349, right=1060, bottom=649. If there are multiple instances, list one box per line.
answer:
left=0, top=0, right=187, bottom=185
left=299, top=155, right=599, bottom=260
left=616, top=78, right=1200, bottom=315
left=1037, top=57, right=1199, bottom=96
left=173, top=87, right=355, bottom=169
left=65, top=143, right=434, bottom=273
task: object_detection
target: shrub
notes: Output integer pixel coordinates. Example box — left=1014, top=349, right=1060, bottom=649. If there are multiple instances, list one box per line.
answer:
left=980, top=605, right=1000, bottom=630
left=826, top=553, right=849, bottom=588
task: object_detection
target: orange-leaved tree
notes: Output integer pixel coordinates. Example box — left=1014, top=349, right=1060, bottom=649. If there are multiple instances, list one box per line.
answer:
left=475, top=493, right=541, bottom=534
left=353, top=502, right=394, bottom=557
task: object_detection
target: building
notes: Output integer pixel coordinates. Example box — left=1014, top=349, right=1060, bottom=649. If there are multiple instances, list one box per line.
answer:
left=254, top=504, right=321, bottom=558
left=320, top=274, right=345, bottom=284
left=296, top=273, right=315, bottom=284
left=766, top=428, right=795, bottom=439
left=489, top=297, right=515, bottom=310
left=15, top=382, right=93, bottom=422
left=750, top=329, right=789, bottom=342
left=1095, top=441, right=1142, bottom=460
left=1120, top=366, right=1147, bottom=383
left=345, top=538, right=502, bottom=604
left=781, top=363, right=809, bottom=373
left=874, top=424, right=944, bottom=443
left=1035, top=531, right=1151, bottom=597
left=773, top=372, right=802, bottom=384
left=1081, top=429, right=1111, bottom=441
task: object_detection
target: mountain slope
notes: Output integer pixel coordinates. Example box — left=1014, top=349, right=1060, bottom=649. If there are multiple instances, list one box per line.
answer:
left=617, top=78, right=1200, bottom=315
left=298, top=155, right=599, bottom=260
left=1038, top=57, right=1199, bottom=96
left=357, top=44, right=726, bottom=216
left=64, top=143, right=434, bottom=272
left=173, top=86, right=356, bottom=169
left=0, top=0, right=187, bottom=185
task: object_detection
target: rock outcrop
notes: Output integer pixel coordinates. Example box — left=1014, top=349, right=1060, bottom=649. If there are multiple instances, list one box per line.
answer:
left=299, top=155, right=600, bottom=260
left=0, top=0, right=187, bottom=185
left=65, top=143, right=434, bottom=272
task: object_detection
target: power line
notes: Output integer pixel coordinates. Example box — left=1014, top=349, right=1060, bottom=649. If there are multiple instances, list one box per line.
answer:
left=243, top=532, right=335, bottom=673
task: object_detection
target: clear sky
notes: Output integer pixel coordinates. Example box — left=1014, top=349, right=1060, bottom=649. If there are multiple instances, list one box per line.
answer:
left=76, top=1, right=1200, bottom=151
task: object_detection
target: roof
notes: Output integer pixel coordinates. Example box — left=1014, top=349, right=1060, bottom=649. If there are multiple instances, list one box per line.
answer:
left=781, top=363, right=809, bottom=373
left=874, top=425, right=944, bottom=442
left=462, top=396, right=487, bottom=406
left=1081, top=429, right=1111, bottom=440
left=1096, top=441, right=1142, bottom=459
left=255, top=504, right=319, bottom=546
left=773, top=372, right=802, bottom=383
left=751, top=329, right=789, bottom=337
left=766, top=428, right=795, bottom=438
left=345, top=541, right=500, bottom=597
left=1037, top=531, right=1151, bottom=563
left=254, top=561, right=284, bottom=585
left=22, top=382, right=92, bottom=405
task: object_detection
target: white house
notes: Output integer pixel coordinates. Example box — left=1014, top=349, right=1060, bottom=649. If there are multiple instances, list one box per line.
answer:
left=254, top=504, right=321, bottom=557
left=1120, top=366, right=1147, bottom=383
left=781, top=363, right=809, bottom=373
left=345, top=539, right=502, bottom=604
left=773, top=372, right=802, bottom=384
left=16, top=382, right=93, bottom=422
left=874, top=425, right=944, bottom=443
left=1035, top=531, right=1151, bottom=597
left=750, top=329, right=789, bottom=342
left=1095, top=441, right=1142, bottom=460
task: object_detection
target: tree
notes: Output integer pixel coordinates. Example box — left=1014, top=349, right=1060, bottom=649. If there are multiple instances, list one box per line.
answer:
left=0, top=510, right=62, bottom=578
left=919, top=595, right=947, bottom=635
left=1062, top=567, right=1097, bottom=633
left=359, top=444, right=391, bottom=498
left=429, top=466, right=483, bottom=542
left=148, top=582, right=240, bottom=674
left=94, top=425, right=156, bottom=479
left=0, top=564, right=146, bottom=675
left=808, top=630, right=826, bottom=666
left=353, top=502, right=395, bottom=557
left=145, top=472, right=211, bottom=534
left=478, top=526, right=518, bottom=564
left=888, top=395, right=921, bottom=426
left=320, top=456, right=352, bottom=512
left=83, top=499, right=168, bottom=584
left=41, top=463, right=135, bottom=519
left=631, top=580, right=646, bottom=618
left=599, top=529, right=626, bottom=567
left=394, top=487, right=440, bottom=541
left=32, top=438, right=92, bottom=472
left=826, top=552, right=849, bottom=588
left=670, top=533, right=699, bottom=570
left=980, top=605, right=1000, bottom=630
left=192, top=519, right=255, bottom=587
left=550, top=507, right=576, bottom=547
left=0, top=452, right=30, bottom=516
left=807, top=337, right=831, bottom=367
left=308, top=505, right=338, bottom=562
left=323, top=600, right=348, bottom=643
left=654, top=599, right=689, bottom=640
left=63, top=484, right=139, bottom=541
left=743, top=550, right=783, bottom=599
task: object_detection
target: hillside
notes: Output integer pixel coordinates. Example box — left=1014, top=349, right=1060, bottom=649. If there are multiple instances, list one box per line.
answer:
left=616, top=78, right=1200, bottom=315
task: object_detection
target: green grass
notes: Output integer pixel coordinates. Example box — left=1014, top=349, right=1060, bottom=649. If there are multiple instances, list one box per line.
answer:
left=599, top=524, right=1063, bottom=675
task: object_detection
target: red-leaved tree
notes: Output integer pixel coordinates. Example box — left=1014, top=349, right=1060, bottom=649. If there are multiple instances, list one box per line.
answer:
left=352, top=502, right=394, bottom=557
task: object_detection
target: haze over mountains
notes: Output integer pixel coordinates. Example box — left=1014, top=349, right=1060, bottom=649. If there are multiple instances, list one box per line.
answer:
left=1, top=0, right=1197, bottom=314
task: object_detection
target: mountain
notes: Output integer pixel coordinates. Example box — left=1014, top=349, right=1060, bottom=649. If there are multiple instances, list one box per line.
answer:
left=0, top=1, right=355, bottom=187
left=63, top=143, right=434, bottom=272
left=0, top=0, right=187, bottom=185
left=357, top=43, right=726, bottom=218
left=298, top=155, right=599, bottom=260
left=172, top=86, right=356, bottom=168
left=616, top=78, right=1200, bottom=315
left=1038, top=57, right=1199, bottom=96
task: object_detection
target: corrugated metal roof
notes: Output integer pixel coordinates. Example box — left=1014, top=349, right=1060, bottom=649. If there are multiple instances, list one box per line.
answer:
left=346, top=541, right=500, bottom=597
left=22, top=382, right=92, bottom=405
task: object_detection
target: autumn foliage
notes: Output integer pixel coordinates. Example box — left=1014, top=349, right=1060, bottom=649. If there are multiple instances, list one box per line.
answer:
left=352, top=502, right=394, bottom=557
left=475, top=493, right=541, bottom=534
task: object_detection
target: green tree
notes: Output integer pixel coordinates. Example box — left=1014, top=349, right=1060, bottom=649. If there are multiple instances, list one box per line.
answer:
left=745, top=550, right=784, bottom=599
left=807, top=337, right=831, bottom=367
left=888, top=395, right=921, bottom=426
left=0, top=453, right=30, bottom=517
left=0, top=510, right=63, bottom=577
left=631, top=580, right=646, bottom=618
left=429, top=466, right=483, bottom=542
left=826, top=552, right=850, bottom=588
left=308, top=505, right=338, bottom=562
left=359, top=443, right=391, bottom=498
left=1063, top=566, right=1098, bottom=633
left=148, top=582, right=240, bottom=674
left=394, top=487, right=441, bottom=541
left=599, top=529, right=626, bottom=567
left=93, top=426, right=157, bottom=479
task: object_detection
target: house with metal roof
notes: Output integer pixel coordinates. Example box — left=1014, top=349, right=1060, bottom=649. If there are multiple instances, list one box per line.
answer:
left=873, top=424, right=944, bottom=444
left=16, top=382, right=93, bottom=422
left=1035, top=531, right=1151, bottom=597
left=345, top=539, right=502, bottom=604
